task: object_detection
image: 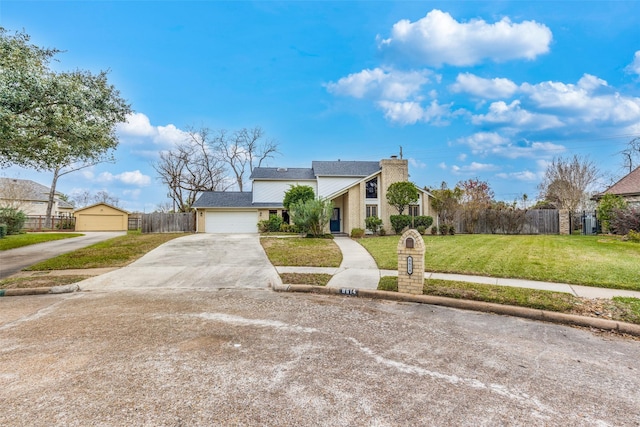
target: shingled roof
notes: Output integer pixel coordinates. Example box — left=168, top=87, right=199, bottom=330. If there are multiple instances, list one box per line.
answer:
left=0, top=178, right=74, bottom=208
left=192, top=192, right=254, bottom=208
left=311, top=161, right=380, bottom=177
left=602, top=166, right=640, bottom=196
left=249, top=167, right=315, bottom=180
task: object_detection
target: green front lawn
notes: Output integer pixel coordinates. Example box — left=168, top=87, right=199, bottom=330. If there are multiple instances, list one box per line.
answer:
left=359, top=235, right=640, bottom=291
left=260, top=237, right=342, bottom=267
left=0, top=233, right=83, bottom=251
left=25, top=231, right=184, bottom=270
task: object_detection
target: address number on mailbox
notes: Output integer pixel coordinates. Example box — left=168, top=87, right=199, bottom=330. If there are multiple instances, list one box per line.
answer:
left=407, top=256, right=413, bottom=275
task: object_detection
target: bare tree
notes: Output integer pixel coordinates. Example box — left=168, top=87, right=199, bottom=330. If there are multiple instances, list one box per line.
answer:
left=154, top=128, right=228, bottom=212
left=72, top=189, right=119, bottom=208
left=213, top=126, right=278, bottom=191
left=537, top=155, right=600, bottom=212
left=620, top=137, right=640, bottom=174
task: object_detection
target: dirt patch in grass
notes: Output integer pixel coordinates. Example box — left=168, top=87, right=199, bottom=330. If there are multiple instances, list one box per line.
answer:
left=0, top=275, right=89, bottom=289
left=280, top=273, right=332, bottom=286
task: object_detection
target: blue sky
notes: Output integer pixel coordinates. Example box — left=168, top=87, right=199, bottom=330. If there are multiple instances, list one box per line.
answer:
left=2, top=1, right=639, bottom=212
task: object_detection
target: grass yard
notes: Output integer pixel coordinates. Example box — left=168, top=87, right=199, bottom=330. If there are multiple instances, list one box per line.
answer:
left=0, top=233, right=82, bottom=251
left=359, top=234, right=640, bottom=291
left=378, top=276, right=640, bottom=325
left=25, top=231, right=184, bottom=270
left=279, top=273, right=332, bottom=286
left=260, top=237, right=342, bottom=267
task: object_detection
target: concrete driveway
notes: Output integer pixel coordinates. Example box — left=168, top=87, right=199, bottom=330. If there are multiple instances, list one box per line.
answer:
left=0, top=232, right=126, bottom=279
left=80, top=233, right=281, bottom=291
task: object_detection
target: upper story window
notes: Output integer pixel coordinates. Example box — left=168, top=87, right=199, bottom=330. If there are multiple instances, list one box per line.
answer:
left=366, top=178, right=378, bottom=199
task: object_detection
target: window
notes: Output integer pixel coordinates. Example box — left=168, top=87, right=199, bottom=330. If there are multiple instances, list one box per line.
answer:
left=269, top=210, right=277, bottom=217
left=408, top=205, right=419, bottom=217
left=366, top=178, right=378, bottom=199
left=366, top=205, right=378, bottom=218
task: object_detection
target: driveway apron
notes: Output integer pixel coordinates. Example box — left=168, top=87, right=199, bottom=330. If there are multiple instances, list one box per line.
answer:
left=80, top=234, right=281, bottom=291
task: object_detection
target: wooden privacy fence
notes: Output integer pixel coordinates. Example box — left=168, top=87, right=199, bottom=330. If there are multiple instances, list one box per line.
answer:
left=452, top=209, right=559, bottom=235
left=24, top=215, right=76, bottom=232
left=141, top=212, right=196, bottom=233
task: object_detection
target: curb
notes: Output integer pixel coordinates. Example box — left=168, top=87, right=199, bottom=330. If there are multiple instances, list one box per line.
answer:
left=0, top=284, right=80, bottom=297
left=272, top=284, right=640, bottom=338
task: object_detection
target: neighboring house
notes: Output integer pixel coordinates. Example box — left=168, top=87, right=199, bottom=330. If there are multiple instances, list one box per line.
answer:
left=593, top=166, right=640, bottom=207
left=192, top=157, right=433, bottom=234
left=74, top=203, right=129, bottom=231
left=0, top=177, right=74, bottom=216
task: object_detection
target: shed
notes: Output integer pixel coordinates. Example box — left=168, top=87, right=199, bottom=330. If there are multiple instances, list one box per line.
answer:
left=74, top=203, right=129, bottom=231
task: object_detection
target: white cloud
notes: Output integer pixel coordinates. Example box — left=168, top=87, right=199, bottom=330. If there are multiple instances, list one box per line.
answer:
left=123, top=189, right=142, bottom=199
left=117, top=112, right=189, bottom=148
left=471, top=100, right=564, bottom=130
left=408, top=158, right=426, bottom=169
left=458, top=132, right=565, bottom=159
left=325, top=68, right=431, bottom=101
left=520, top=74, right=640, bottom=125
left=625, top=50, right=640, bottom=76
left=438, top=162, right=447, bottom=170
left=96, top=170, right=151, bottom=186
left=379, top=9, right=552, bottom=67
left=450, top=73, right=518, bottom=99
left=495, top=170, right=540, bottom=182
left=377, top=100, right=452, bottom=125
left=451, top=162, right=498, bottom=174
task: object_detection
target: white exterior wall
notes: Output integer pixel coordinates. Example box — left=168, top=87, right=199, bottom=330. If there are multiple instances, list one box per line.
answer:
left=317, top=177, right=361, bottom=198
left=252, top=180, right=317, bottom=203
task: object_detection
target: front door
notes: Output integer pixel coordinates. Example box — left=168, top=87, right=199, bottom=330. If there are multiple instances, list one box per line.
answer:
left=330, top=208, right=340, bottom=232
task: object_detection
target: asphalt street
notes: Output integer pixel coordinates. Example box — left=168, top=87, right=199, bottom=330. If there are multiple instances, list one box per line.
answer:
left=1, top=288, right=639, bottom=426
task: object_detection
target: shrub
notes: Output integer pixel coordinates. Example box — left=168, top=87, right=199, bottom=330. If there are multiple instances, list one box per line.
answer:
left=258, top=214, right=283, bottom=233
left=438, top=224, right=449, bottom=235
left=0, top=223, right=6, bottom=238
left=609, top=207, right=640, bottom=235
left=430, top=226, right=437, bottom=235
left=350, top=228, right=365, bottom=238
left=627, top=230, right=640, bottom=243
left=597, top=194, right=627, bottom=233
left=389, top=215, right=411, bottom=234
left=448, top=225, right=456, bottom=235
left=291, top=198, right=333, bottom=237
left=413, top=215, right=433, bottom=229
left=0, top=208, right=26, bottom=235
left=279, top=223, right=298, bottom=233
left=56, top=218, right=75, bottom=230
left=416, top=225, right=426, bottom=235
left=379, top=227, right=386, bottom=236
left=364, top=216, right=383, bottom=234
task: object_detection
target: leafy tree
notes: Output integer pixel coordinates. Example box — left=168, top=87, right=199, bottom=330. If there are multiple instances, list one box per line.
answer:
left=596, top=194, right=627, bottom=233
left=154, top=128, right=228, bottom=212
left=0, top=28, right=131, bottom=225
left=386, top=181, right=419, bottom=214
left=537, top=155, right=599, bottom=212
left=430, top=182, right=463, bottom=225
left=458, top=178, right=494, bottom=234
left=0, top=207, right=26, bottom=234
left=290, top=198, right=333, bottom=237
left=213, top=126, right=278, bottom=191
left=283, top=185, right=315, bottom=210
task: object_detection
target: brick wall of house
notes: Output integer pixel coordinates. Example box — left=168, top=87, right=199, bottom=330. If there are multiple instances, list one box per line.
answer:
left=379, top=158, right=409, bottom=234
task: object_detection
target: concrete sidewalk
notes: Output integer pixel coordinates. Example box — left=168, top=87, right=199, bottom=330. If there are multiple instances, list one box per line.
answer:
left=275, top=236, right=640, bottom=300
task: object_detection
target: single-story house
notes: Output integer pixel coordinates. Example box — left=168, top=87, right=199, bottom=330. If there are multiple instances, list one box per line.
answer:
left=593, top=166, right=640, bottom=207
left=74, top=203, right=129, bottom=231
left=192, top=157, right=433, bottom=234
left=0, top=177, right=74, bottom=216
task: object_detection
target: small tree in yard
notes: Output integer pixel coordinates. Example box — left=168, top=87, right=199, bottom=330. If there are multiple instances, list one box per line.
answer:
left=597, top=194, right=627, bottom=233
left=386, top=182, right=419, bottom=214
left=430, top=182, right=463, bottom=227
left=283, top=185, right=315, bottom=210
left=458, top=178, right=494, bottom=234
left=290, top=198, right=333, bottom=237
left=365, top=216, right=383, bottom=234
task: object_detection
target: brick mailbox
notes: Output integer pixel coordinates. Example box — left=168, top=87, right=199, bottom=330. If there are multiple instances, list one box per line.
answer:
left=397, top=229, right=425, bottom=295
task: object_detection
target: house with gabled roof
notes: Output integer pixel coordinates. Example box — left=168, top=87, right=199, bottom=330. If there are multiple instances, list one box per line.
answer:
left=0, top=177, right=74, bottom=216
left=192, top=157, right=433, bottom=234
left=593, top=166, right=640, bottom=207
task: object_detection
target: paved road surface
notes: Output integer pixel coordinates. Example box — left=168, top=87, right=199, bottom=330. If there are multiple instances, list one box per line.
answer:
left=1, top=288, right=638, bottom=426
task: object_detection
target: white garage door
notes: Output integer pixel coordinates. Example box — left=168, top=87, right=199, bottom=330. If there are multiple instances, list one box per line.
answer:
left=205, top=211, right=258, bottom=233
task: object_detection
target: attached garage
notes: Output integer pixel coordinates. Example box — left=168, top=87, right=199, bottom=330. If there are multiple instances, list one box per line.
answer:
left=205, top=210, right=258, bottom=233
left=74, top=203, right=129, bottom=232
